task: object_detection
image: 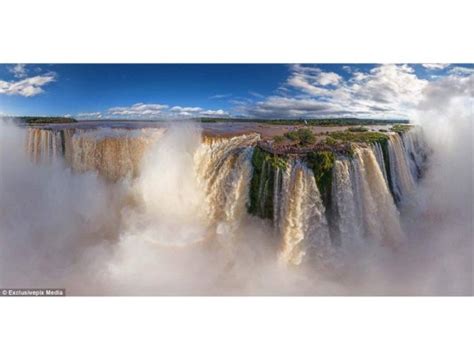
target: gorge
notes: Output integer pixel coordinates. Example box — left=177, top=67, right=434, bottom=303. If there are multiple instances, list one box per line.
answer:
left=0, top=120, right=469, bottom=295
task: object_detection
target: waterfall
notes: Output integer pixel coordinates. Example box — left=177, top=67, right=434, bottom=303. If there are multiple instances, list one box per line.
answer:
left=372, top=142, right=388, bottom=183
left=387, top=133, right=416, bottom=203
left=26, top=127, right=164, bottom=181
left=26, top=128, right=64, bottom=163
left=277, top=160, right=331, bottom=266
left=352, top=146, right=404, bottom=245
left=401, top=127, right=429, bottom=181
left=118, top=129, right=259, bottom=248
left=195, top=134, right=260, bottom=241
left=25, top=127, right=258, bottom=243
left=331, top=158, right=363, bottom=246
left=23, top=124, right=429, bottom=263
left=273, top=167, right=282, bottom=232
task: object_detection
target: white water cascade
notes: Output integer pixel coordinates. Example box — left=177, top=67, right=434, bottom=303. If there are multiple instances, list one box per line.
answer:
left=387, top=133, right=416, bottom=203
left=277, top=160, right=331, bottom=266
left=372, top=142, right=388, bottom=183
left=331, top=147, right=404, bottom=248
left=331, top=158, right=363, bottom=247
left=119, top=129, right=260, bottom=248
left=23, top=125, right=427, bottom=268
left=26, top=128, right=65, bottom=164
left=26, top=127, right=164, bottom=181
left=195, top=134, right=260, bottom=243
left=401, top=127, right=429, bottom=181
left=352, top=146, right=404, bottom=245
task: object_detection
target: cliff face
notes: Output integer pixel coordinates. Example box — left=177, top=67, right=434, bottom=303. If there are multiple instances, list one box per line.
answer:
left=253, top=127, right=429, bottom=264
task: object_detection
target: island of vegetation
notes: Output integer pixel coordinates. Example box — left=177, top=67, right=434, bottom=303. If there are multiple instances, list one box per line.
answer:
left=247, top=124, right=413, bottom=219
left=13, top=116, right=78, bottom=125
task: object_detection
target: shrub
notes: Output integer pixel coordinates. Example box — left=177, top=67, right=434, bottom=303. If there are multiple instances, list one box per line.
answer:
left=273, top=135, right=285, bottom=145
left=348, top=126, right=368, bottom=132
left=285, top=130, right=300, bottom=141
left=284, top=128, right=316, bottom=146
left=328, top=131, right=388, bottom=144
left=306, top=151, right=335, bottom=208
left=248, top=147, right=287, bottom=219
left=391, top=124, right=412, bottom=134
left=324, top=136, right=338, bottom=146
left=297, top=128, right=316, bottom=146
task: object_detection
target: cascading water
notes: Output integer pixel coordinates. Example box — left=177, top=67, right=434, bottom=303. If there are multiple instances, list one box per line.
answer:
left=400, top=127, right=429, bottom=181
left=352, top=146, right=404, bottom=245
left=277, top=160, right=331, bottom=266
left=194, top=134, right=259, bottom=242
left=26, top=128, right=65, bottom=163
left=331, top=158, right=363, bottom=247
left=387, top=133, right=416, bottom=203
left=68, top=129, right=165, bottom=181
left=372, top=142, right=388, bottom=183
left=26, top=127, right=164, bottom=181
left=23, top=124, right=428, bottom=269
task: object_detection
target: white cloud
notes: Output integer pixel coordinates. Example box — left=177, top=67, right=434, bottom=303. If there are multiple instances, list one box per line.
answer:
left=201, top=109, right=227, bottom=116
left=76, top=112, right=103, bottom=119
left=166, top=105, right=227, bottom=117
left=419, top=72, right=474, bottom=111
left=347, top=64, right=427, bottom=106
left=248, top=96, right=341, bottom=118
left=342, top=65, right=353, bottom=73
left=248, top=91, right=264, bottom=98
left=0, top=74, right=56, bottom=97
left=8, top=64, right=28, bottom=78
left=209, top=93, right=232, bottom=99
left=422, top=63, right=450, bottom=70
left=448, top=66, right=474, bottom=76
left=248, top=64, right=429, bottom=119
left=170, top=106, right=203, bottom=113
left=108, top=103, right=169, bottom=116
left=84, top=103, right=229, bottom=120
left=317, top=71, right=343, bottom=86
left=287, top=65, right=342, bottom=95
left=287, top=75, right=332, bottom=96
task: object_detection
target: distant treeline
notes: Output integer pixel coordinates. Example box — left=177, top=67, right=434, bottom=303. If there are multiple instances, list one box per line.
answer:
left=12, top=116, right=78, bottom=124
left=198, top=117, right=409, bottom=125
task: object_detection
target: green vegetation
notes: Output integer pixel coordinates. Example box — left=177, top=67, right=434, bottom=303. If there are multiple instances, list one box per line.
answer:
left=306, top=151, right=335, bottom=208
left=283, top=128, right=316, bottom=146
left=273, top=135, right=285, bottom=145
left=265, top=153, right=287, bottom=171
left=391, top=124, right=413, bottom=134
left=271, top=128, right=317, bottom=147
left=248, top=147, right=287, bottom=219
left=348, top=126, right=369, bottom=132
left=284, top=131, right=299, bottom=141
left=17, top=116, right=77, bottom=124
left=328, top=130, right=389, bottom=145
left=323, top=136, right=338, bottom=146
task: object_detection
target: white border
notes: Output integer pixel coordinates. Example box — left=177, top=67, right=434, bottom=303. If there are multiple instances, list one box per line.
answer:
left=1, top=0, right=472, bottom=63
left=0, top=298, right=472, bottom=355
left=0, top=1, right=472, bottom=354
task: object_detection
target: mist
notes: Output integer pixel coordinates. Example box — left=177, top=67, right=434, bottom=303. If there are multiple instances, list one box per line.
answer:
left=0, top=78, right=472, bottom=295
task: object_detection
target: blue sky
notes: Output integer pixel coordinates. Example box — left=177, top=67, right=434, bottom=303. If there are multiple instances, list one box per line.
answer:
left=0, top=63, right=472, bottom=119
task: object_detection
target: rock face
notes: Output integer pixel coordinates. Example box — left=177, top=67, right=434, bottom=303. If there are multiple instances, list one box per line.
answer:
left=25, top=124, right=429, bottom=266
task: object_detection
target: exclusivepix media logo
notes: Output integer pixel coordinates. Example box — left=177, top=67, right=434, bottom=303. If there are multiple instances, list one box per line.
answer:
left=1, top=288, right=65, bottom=296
